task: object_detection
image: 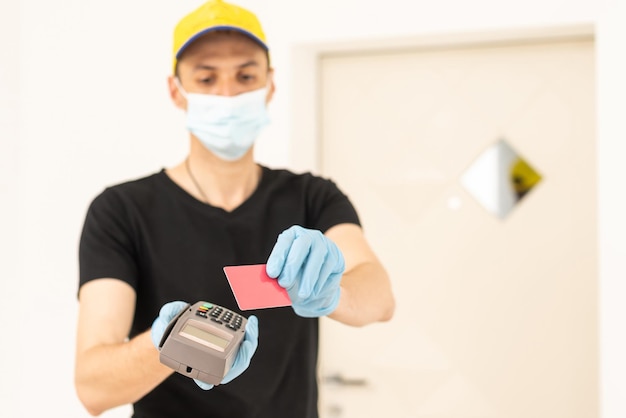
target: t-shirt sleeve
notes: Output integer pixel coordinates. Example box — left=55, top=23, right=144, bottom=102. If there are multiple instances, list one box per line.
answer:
left=306, top=174, right=361, bottom=233
left=78, top=188, right=139, bottom=294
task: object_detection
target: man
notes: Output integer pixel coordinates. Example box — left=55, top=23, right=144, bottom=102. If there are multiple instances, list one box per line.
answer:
left=74, top=1, right=395, bottom=417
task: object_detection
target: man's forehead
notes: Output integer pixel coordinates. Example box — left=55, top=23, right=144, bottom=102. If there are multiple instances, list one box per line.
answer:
left=190, top=59, right=262, bottom=72
left=177, top=34, right=268, bottom=73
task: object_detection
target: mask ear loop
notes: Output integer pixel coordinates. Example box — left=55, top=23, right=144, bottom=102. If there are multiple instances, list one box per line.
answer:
left=173, top=77, right=188, bottom=99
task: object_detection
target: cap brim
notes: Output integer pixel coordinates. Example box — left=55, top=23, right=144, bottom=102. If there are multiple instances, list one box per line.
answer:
left=176, top=26, right=268, bottom=60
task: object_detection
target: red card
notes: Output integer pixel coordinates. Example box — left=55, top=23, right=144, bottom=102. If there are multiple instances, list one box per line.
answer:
left=223, top=264, right=292, bottom=310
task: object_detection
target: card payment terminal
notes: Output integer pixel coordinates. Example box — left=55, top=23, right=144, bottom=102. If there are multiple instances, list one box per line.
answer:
left=158, top=301, right=248, bottom=385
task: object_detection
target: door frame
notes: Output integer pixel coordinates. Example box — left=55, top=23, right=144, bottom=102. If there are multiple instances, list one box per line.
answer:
left=288, top=22, right=619, bottom=415
left=290, top=24, right=594, bottom=174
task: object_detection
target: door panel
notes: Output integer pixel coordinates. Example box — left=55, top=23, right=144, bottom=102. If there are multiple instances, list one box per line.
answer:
left=319, top=39, right=597, bottom=417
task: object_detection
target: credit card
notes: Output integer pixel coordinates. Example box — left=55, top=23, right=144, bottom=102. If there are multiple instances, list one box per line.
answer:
left=223, top=264, right=292, bottom=310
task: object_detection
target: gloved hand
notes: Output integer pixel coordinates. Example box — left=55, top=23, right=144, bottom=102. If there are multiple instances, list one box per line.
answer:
left=266, top=225, right=345, bottom=317
left=150, top=301, right=190, bottom=348
left=150, top=301, right=259, bottom=390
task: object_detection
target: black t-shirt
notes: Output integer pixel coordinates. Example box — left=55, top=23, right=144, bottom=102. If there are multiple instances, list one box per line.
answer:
left=78, top=166, right=360, bottom=418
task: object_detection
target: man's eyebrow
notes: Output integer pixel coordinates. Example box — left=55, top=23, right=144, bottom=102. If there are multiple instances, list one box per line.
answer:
left=193, top=64, right=217, bottom=71
left=237, top=60, right=260, bottom=68
left=193, top=60, right=260, bottom=72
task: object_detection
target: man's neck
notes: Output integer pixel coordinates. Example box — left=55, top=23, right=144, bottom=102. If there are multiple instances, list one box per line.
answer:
left=168, top=140, right=262, bottom=212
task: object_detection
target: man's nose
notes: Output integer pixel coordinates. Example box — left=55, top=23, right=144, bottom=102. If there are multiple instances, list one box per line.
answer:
left=213, top=81, right=238, bottom=97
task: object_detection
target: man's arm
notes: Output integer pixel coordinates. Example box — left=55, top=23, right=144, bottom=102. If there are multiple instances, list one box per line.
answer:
left=74, top=279, right=173, bottom=416
left=325, top=223, right=395, bottom=327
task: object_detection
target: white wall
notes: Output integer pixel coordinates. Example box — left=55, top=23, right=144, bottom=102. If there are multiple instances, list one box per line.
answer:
left=1, top=0, right=624, bottom=417
left=0, top=0, right=21, bottom=415
left=597, top=1, right=626, bottom=417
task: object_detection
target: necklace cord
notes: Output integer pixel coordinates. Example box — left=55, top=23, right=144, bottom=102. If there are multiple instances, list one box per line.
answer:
left=185, top=158, right=209, bottom=204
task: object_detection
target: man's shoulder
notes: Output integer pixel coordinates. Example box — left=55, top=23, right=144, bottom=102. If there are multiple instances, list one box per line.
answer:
left=89, top=170, right=166, bottom=208
left=263, top=165, right=332, bottom=188
left=106, top=170, right=164, bottom=191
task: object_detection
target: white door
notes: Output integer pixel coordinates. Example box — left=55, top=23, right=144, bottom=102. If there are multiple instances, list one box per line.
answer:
left=316, top=35, right=597, bottom=418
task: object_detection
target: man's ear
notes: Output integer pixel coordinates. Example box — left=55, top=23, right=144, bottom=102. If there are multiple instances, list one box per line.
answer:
left=167, top=75, right=187, bottom=110
left=265, top=69, right=276, bottom=104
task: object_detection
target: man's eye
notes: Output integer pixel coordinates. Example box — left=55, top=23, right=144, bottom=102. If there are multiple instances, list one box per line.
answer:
left=239, top=74, right=256, bottom=82
left=200, top=78, right=213, bottom=84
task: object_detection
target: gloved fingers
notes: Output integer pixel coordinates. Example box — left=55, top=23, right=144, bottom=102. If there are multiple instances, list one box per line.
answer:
left=150, top=318, right=167, bottom=348
left=237, top=316, right=259, bottom=362
left=151, top=301, right=189, bottom=348
left=314, top=241, right=344, bottom=294
left=221, top=316, right=259, bottom=384
left=268, top=226, right=345, bottom=317
left=279, top=232, right=318, bottom=295
left=301, top=233, right=345, bottom=299
left=322, top=272, right=343, bottom=302
left=193, top=379, right=214, bottom=390
left=305, top=230, right=338, bottom=297
left=308, top=281, right=342, bottom=316
left=328, top=240, right=346, bottom=274
left=221, top=339, right=256, bottom=384
left=266, top=226, right=299, bottom=278
left=243, top=315, right=259, bottom=343
left=192, top=317, right=259, bottom=387
left=293, top=270, right=342, bottom=318
left=160, top=300, right=190, bottom=321
left=311, top=256, right=337, bottom=297
left=296, top=241, right=326, bottom=299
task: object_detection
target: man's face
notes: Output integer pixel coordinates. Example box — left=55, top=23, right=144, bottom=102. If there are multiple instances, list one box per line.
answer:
left=173, top=31, right=273, bottom=100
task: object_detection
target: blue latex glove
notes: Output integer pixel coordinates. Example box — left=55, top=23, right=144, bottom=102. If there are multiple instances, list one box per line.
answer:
left=151, top=301, right=259, bottom=390
left=150, top=301, right=190, bottom=348
left=266, top=225, right=345, bottom=317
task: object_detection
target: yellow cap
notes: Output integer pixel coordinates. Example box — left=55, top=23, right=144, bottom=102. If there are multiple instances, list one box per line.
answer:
left=172, top=0, right=268, bottom=73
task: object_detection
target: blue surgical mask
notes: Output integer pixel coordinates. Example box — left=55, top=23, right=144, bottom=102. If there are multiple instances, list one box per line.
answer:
left=176, top=79, right=270, bottom=161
